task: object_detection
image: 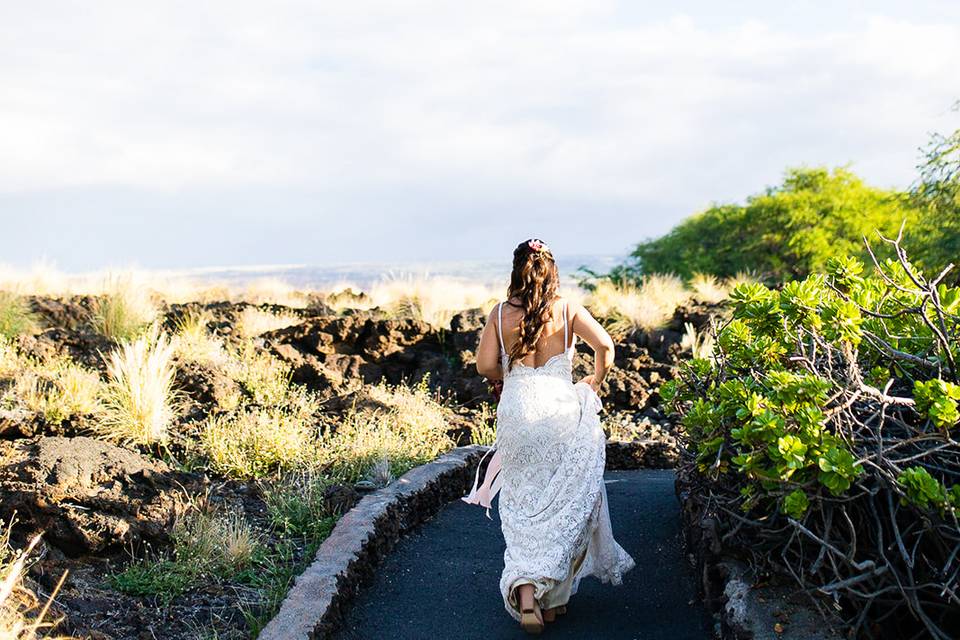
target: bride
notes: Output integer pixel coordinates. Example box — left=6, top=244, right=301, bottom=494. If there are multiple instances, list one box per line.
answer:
left=464, top=238, right=635, bottom=634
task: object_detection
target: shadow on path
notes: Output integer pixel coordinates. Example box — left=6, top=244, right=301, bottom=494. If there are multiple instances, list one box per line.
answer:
left=334, top=470, right=714, bottom=639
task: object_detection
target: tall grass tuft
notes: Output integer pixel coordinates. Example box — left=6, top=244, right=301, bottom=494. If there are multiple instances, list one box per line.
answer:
left=689, top=273, right=729, bottom=304
left=92, top=276, right=156, bottom=341
left=96, top=328, right=179, bottom=446
left=586, top=274, right=691, bottom=337
left=0, top=292, right=37, bottom=339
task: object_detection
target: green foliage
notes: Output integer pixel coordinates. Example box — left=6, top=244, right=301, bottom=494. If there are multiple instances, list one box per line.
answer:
left=897, top=466, right=960, bottom=514
left=260, top=471, right=339, bottom=539
left=623, top=167, right=921, bottom=281
left=664, top=253, right=960, bottom=516
left=782, top=489, right=809, bottom=519
left=913, top=379, right=960, bottom=430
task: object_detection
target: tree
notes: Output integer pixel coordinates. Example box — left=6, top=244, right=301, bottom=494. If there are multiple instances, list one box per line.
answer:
left=626, top=167, right=921, bottom=282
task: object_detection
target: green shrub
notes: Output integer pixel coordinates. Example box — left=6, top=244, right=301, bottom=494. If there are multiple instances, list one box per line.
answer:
left=665, top=241, right=960, bottom=637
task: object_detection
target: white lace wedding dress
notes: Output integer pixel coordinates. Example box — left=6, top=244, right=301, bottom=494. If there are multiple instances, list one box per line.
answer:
left=464, top=301, right=635, bottom=620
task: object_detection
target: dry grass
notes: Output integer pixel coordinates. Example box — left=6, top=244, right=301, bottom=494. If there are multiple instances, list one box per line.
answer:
left=0, top=293, right=37, bottom=340
left=586, top=274, right=691, bottom=337
left=171, top=505, right=259, bottom=576
left=200, top=406, right=315, bottom=478
left=226, top=344, right=293, bottom=408
left=12, top=366, right=100, bottom=424
left=689, top=273, right=729, bottom=304
left=91, top=276, right=157, bottom=341
left=173, top=310, right=229, bottom=367
left=235, top=307, right=300, bottom=339
left=320, top=378, right=455, bottom=482
left=0, top=522, right=69, bottom=640
left=95, top=328, right=179, bottom=446
left=368, top=276, right=502, bottom=327
left=0, top=341, right=101, bottom=423
left=680, top=322, right=716, bottom=360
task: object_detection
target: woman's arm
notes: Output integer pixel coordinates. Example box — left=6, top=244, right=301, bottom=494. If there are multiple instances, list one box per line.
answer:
left=476, top=305, right=504, bottom=380
left=569, top=300, right=615, bottom=393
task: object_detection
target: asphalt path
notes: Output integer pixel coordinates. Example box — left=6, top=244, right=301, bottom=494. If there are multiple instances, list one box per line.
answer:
left=334, top=469, right=714, bottom=640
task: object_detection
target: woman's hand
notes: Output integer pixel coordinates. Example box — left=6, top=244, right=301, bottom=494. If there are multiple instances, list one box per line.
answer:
left=579, top=374, right=602, bottom=394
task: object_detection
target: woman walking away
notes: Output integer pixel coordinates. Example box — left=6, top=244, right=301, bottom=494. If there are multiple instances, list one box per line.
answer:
left=464, top=238, right=635, bottom=634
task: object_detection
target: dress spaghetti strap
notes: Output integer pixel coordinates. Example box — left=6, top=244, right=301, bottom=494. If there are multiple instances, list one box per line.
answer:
left=497, top=301, right=506, bottom=355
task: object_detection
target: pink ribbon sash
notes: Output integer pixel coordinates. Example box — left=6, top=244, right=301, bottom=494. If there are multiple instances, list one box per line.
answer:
left=462, top=447, right=503, bottom=519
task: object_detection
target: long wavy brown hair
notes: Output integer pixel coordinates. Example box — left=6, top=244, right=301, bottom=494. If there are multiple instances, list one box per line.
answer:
left=504, top=238, right=560, bottom=370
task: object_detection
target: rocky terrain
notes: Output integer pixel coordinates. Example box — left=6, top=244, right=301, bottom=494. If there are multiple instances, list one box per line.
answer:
left=0, top=293, right=725, bottom=639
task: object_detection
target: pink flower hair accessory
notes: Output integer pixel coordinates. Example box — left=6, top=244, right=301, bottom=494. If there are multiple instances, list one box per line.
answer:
left=527, top=238, right=549, bottom=253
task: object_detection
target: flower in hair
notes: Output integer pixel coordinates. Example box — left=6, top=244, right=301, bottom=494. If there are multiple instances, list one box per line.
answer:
left=527, top=238, right=548, bottom=253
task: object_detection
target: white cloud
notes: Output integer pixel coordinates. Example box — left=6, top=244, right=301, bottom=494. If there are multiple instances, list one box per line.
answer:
left=0, top=3, right=957, bottom=237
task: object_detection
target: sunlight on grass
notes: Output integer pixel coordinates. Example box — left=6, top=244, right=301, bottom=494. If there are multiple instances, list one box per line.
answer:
left=95, top=328, right=179, bottom=446
left=689, top=273, right=729, bottom=304
left=226, top=344, right=293, bottom=407
left=321, top=378, right=454, bottom=482
left=0, top=520, right=68, bottom=640
left=235, top=307, right=300, bottom=339
left=368, top=276, right=501, bottom=327
left=587, top=274, right=691, bottom=337
left=201, top=406, right=314, bottom=478
left=173, top=310, right=229, bottom=367
left=0, top=340, right=101, bottom=423
left=0, top=292, right=37, bottom=340
left=92, top=275, right=157, bottom=341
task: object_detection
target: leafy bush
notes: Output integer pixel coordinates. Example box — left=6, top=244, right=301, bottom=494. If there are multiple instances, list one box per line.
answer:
left=624, top=167, right=921, bottom=282
left=912, top=102, right=960, bottom=275
left=663, top=237, right=960, bottom=638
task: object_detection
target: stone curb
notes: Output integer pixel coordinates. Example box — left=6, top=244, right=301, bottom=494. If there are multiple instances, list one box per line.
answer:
left=258, top=445, right=489, bottom=640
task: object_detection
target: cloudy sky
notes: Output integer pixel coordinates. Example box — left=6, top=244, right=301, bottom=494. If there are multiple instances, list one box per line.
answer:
left=1, top=1, right=958, bottom=270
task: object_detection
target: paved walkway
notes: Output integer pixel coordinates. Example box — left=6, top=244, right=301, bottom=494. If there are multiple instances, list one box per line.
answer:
left=334, top=470, right=714, bottom=639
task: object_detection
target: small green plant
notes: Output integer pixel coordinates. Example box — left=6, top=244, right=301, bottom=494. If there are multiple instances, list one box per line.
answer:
left=111, top=506, right=260, bottom=603
left=260, top=470, right=339, bottom=539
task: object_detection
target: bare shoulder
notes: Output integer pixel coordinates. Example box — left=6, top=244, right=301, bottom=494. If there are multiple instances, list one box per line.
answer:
left=563, top=297, right=588, bottom=318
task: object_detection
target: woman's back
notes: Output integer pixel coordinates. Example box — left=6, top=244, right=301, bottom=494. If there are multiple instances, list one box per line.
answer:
left=497, top=297, right=573, bottom=369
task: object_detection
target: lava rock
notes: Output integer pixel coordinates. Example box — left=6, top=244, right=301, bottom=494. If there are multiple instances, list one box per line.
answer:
left=0, top=436, right=194, bottom=555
